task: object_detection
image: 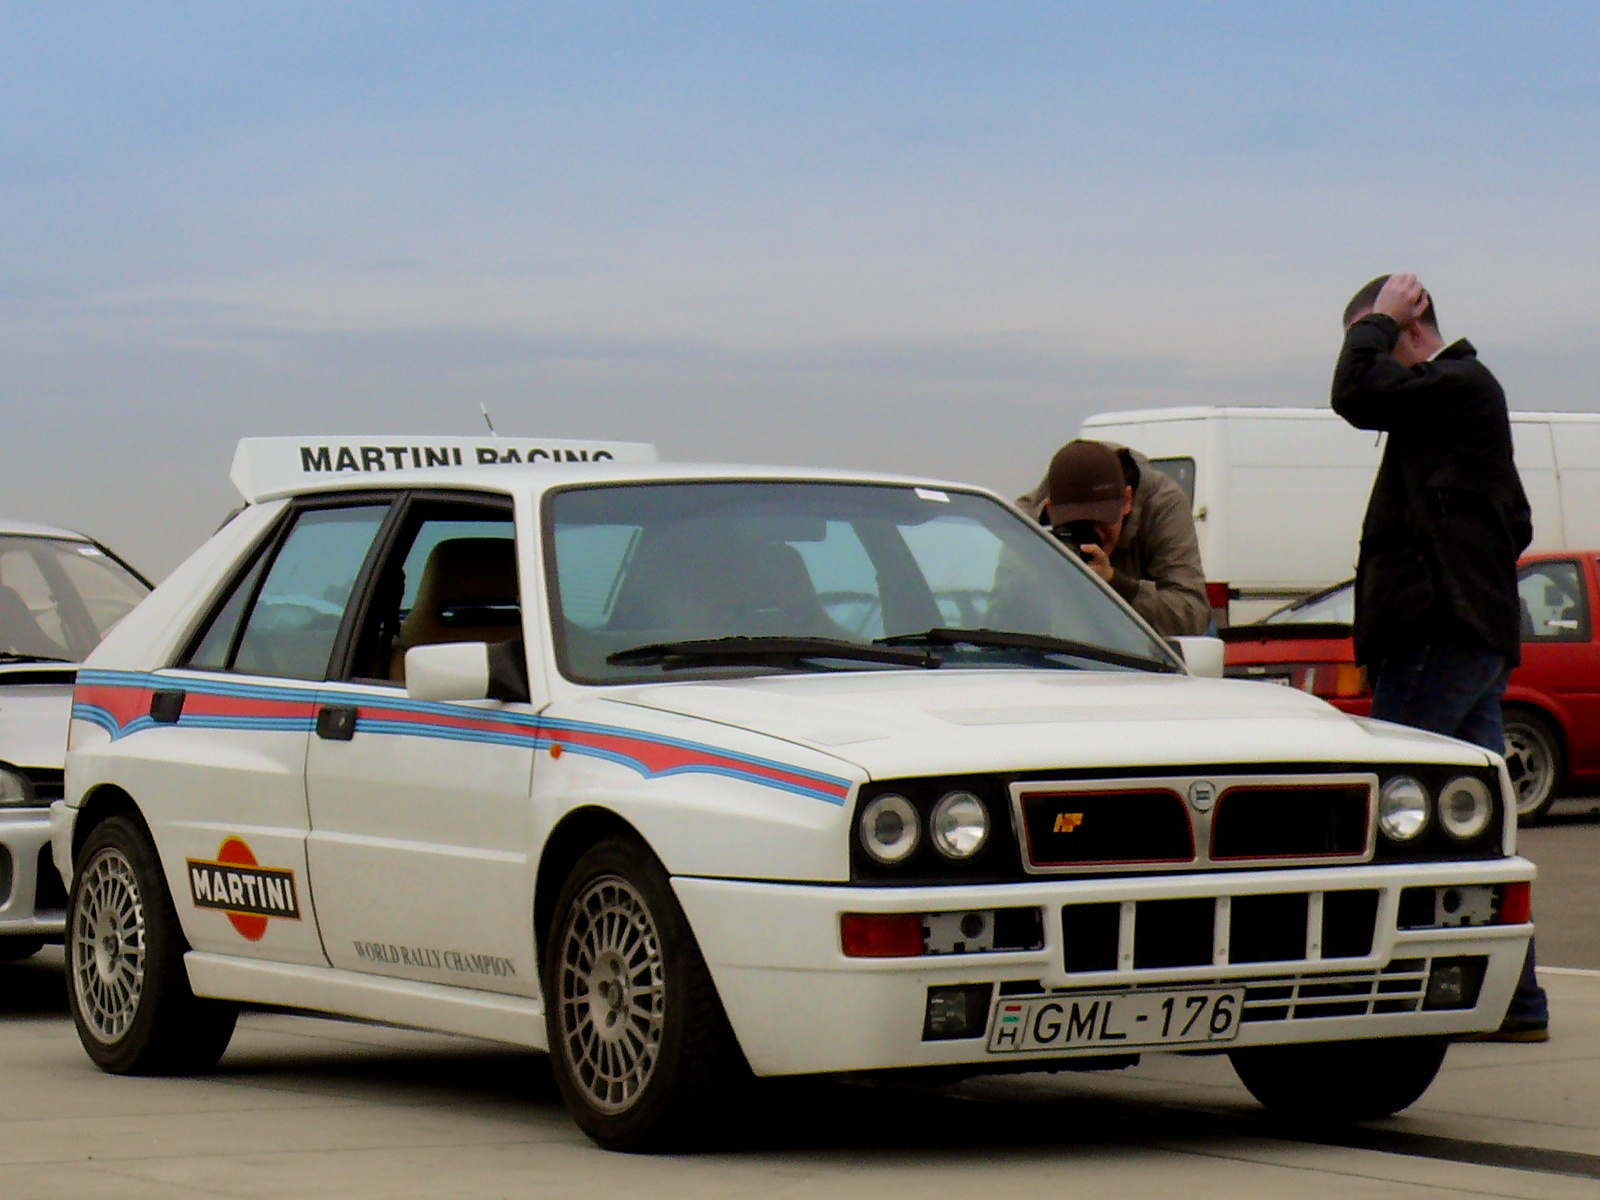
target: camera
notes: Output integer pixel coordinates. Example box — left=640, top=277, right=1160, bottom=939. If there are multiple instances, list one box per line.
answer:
left=1052, top=518, right=1102, bottom=559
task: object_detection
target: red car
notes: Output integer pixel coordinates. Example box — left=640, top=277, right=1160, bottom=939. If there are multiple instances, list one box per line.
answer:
left=1222, top=552, right=1600, bottom=823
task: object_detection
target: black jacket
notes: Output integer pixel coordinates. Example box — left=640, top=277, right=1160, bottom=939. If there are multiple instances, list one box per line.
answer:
left=1331, top=314, right=1532, bottom=666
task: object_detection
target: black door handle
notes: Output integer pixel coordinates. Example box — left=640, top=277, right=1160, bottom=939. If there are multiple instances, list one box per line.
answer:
left=149, top=690, right=186, bottom=724
left=316, top=705, right=359, bottom=741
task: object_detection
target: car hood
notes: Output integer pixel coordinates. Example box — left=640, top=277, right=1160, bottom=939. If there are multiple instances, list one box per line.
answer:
left=604, top=669, right=1489, bottom=779
left=0, top=666, right=76, bottom=770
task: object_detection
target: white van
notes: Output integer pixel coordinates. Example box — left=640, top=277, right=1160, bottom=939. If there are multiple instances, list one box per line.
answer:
left=1080, top=407, right=1600, bottom=624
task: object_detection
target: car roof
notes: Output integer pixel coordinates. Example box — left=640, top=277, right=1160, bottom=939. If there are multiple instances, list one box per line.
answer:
left=0, top=517, right=91, bottom=541
left=246, top=459, right=993, bottom=504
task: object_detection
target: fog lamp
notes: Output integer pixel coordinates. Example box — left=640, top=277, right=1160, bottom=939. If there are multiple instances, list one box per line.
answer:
left=858, top=793, right=919, bottom=864
left=922, top=983, right=994, bottom=1041
left=1438, top=775, right=1493, bottom=841
left=0, top=768, right=35, bottom=808
left=1379, top=776, right=1430, bottom=842
left=1423, top=956, right=1487, bottom=1010
left=930, top=791, right=989, bottom=859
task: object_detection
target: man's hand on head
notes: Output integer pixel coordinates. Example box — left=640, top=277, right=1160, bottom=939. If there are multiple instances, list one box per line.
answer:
left=1373, top=273, right=1431, bottom=327
left=1080, top=543, right=1114, bottom=582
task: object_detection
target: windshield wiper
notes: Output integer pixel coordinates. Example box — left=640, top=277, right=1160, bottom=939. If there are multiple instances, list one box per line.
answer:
left=874, top=627, right=1179, bottom=674
left=0, top=653, right=74, bottom=665
left=607, top=636, right=941, bottom=671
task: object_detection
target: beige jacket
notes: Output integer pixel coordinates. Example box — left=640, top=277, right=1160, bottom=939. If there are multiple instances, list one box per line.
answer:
left=1018, top=445, right=1210, bottom=636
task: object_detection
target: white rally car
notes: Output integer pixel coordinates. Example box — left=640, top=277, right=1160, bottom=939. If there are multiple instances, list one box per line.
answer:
left=1, top=518, right=150, bottom=960
left=54, top=436, right=1534, bottom=1150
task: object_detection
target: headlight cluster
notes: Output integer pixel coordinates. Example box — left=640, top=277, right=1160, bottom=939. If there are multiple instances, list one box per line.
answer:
left=0, top=766, right=37, bottom=808
left=1379, top=773, right=1494, bottom=844
left=860, top=789, right=992, bottom=863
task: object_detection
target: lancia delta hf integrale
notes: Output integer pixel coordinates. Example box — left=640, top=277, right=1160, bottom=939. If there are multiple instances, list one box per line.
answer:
left=0, top=518, right=149, bottom=960
left=53, top=436, right=1535, bottom=1150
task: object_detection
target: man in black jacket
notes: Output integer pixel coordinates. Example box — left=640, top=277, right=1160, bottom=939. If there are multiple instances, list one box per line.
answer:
left=1333, top=272, right=1546, bottom=1039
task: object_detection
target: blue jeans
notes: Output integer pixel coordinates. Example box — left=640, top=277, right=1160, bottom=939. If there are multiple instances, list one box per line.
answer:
left=1372, top=643, right=1548, bottom=1026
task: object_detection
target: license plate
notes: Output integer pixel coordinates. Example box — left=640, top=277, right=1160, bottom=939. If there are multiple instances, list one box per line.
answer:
left=987, top=988, right=1243, bottom=1054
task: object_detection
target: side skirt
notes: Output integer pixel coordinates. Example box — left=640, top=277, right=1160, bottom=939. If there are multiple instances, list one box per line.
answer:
left=184, top=952, right=547, bottom=1049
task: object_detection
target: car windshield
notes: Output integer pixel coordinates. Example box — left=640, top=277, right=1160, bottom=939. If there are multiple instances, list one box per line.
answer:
left=1265, top=581, right=1354, bottom=626
left=545, top=481, right=1176, bottom=683
left=0, top=535, right=150, bottom=662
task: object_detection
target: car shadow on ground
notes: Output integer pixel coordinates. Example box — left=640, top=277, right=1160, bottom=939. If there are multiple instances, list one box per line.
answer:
left=0, top=945, right=67, bottom=1017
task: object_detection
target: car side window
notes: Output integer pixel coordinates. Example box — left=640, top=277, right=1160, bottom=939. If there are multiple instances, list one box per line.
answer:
left=183, top=505, right=389, bottom=680
left=1518, top=561, right=1590, bottom=643
left=344, top=501, right=518, bottom=684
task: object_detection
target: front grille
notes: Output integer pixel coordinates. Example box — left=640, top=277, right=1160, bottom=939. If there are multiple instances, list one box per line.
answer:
left=21, top=768, right=64, bottom=805
left=34, top=847, right=66, bottom=911
left=1020, top=789, right=1193, bottom=868
left=1062, top=888, right=1381, bottom=974
left=1211, top=784, right=1369, bottom=860
left=1241, top=960, right=1427, bottom=1022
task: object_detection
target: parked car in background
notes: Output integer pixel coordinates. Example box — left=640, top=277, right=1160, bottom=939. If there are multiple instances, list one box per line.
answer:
left=1, top=519, right=150, bottom=959
left=1222, top=552, right=1600, bottom=822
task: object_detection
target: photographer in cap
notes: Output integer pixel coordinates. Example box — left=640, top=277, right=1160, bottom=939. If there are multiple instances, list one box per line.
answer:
left=1018, top=440, right=1209, bottom=636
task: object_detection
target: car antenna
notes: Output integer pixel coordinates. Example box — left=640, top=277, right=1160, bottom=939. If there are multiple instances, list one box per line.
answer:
left=480, top=403, right=499, bottom=439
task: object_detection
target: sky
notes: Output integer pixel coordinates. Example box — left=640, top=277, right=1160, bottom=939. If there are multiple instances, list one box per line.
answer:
left=4, top=2, right=1600, bottom=577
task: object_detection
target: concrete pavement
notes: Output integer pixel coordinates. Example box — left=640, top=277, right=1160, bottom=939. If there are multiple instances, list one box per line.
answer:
left=3, top=946, right=1599, bottom=1198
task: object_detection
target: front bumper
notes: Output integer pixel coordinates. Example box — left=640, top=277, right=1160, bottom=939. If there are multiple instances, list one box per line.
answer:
left=673, top=859, right=1534, bottom=1077
left=0, top=807, right=66, bottom=939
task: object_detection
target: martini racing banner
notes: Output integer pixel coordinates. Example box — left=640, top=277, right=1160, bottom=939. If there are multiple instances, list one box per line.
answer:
left=230, top=435, right=659, bottom=501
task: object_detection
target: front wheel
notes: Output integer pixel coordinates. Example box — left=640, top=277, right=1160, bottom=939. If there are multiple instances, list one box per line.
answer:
left=1503, top=709, right=1562, bottom=824
left=65, top=815, right=238, bottom=1074
left=543, top=837, right=748, bottom=1151
left=1230, top=1036, right=1448, bottom=1122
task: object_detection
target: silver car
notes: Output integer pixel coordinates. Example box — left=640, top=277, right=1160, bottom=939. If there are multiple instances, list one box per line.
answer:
left=1, top=518, right=149, bottom=959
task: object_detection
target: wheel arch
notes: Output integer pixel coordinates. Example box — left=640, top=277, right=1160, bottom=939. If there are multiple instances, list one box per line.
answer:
left=533, top=805, right=653, bottom=973
left=71, top=784, right=151, bottom=869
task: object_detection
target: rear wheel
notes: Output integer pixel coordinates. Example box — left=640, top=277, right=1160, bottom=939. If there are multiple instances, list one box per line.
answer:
left=0, top=936, right=44, bottom=961
left=543, top=837, right=748, bottom=1151
left=1503, top=708, right=1562, bottom=824
left=1230, top=1036, right=1448, bottom=1121
left=66, top=815, right=238, bottom=1074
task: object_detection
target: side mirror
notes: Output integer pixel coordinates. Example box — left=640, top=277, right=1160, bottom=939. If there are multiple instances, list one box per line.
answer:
left=405, top=640, right=531, bottom=703
left=1168, top=635, right=1225, bottom=679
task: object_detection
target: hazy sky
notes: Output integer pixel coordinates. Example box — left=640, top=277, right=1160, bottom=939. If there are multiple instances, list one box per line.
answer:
left=4, top=3, right=1600, bottom=576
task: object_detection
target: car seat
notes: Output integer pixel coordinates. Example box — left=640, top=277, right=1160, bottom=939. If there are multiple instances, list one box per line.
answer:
left=390, top=538, right=520, bottom=681
left=0, top=584, right=66, bottom=659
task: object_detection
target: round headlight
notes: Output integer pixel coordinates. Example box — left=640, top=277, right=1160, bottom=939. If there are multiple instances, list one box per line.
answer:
left=1438, top=775, right=1493, bottom=841
left=1379, top=775, right=1430, bottom=842
left=930, top=791, right=990, bottom=859
left=859, top=793, right=920, bottom=864
left=0, top=767, right=35, bottom=808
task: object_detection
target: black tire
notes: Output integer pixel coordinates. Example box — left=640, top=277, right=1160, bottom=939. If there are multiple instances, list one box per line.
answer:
left=0, top=936, right=44, bottom=961
left=65, top=815, right=238, bottom=1075
left=543, top=836, right=749, bottom=1152
left=1230, top=1036, right=1448, bottom=1122
left=1502, top=708, right=1563, bottom=824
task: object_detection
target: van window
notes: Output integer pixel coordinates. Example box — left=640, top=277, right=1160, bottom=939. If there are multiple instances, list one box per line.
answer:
left=1148, top=457, right=1196, bottom=506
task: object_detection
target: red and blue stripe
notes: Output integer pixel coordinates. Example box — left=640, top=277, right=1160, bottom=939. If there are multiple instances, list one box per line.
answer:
left=73, top=670, right=852, bottom=806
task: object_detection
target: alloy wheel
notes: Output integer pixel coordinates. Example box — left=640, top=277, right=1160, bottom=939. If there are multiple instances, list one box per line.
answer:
left=71, top=848, right=147, bottom=1044
left=554, top=875, right=667, bottom=1114
left=1504, top=721, right=1557, bottom=817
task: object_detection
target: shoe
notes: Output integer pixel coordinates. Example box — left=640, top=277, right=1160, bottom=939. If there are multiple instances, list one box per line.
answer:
left=1463, top=1020, right=1549, bottom=1043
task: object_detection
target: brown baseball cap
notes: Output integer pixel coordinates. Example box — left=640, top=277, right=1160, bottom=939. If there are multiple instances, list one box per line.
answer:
left=1047, top=440, right=1126, bottom=523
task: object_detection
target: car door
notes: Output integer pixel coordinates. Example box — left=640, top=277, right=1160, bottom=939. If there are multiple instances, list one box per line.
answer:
left=1513, top=558, right=1600, bottom=773
left=153, top=498, right=393, bottom=964
left=303, top=491, right=538, bottom=995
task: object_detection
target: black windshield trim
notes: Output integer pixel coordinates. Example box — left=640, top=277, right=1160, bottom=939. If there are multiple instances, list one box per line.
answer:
left=876, top=627, right=1180, bottom=674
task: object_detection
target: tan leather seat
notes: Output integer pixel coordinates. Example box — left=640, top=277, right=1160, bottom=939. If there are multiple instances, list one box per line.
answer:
left=390, top=538, right=520, bottom=681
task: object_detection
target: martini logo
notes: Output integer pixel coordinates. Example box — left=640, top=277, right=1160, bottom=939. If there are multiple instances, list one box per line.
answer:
left=1053, top=812, right=1084, bottom=834
left=187, top=838, right=301, bottom=941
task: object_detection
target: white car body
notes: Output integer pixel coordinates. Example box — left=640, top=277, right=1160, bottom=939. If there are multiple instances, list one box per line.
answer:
left=2, top=518, right=148, bottom=947
left=53, top=447, right=1534, bottom=1085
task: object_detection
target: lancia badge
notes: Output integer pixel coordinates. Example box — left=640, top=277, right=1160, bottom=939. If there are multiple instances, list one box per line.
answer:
left=1188, top=780, right=1217, bottom=812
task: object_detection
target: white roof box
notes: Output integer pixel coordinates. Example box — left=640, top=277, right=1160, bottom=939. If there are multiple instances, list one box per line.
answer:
left=230, top=436, right=659, bottom=502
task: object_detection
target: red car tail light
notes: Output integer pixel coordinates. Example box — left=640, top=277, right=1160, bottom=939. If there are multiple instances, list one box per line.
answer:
left=1289, top=663, right=1369, bottom=699
left=841, top=912, right=924, bottom=957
